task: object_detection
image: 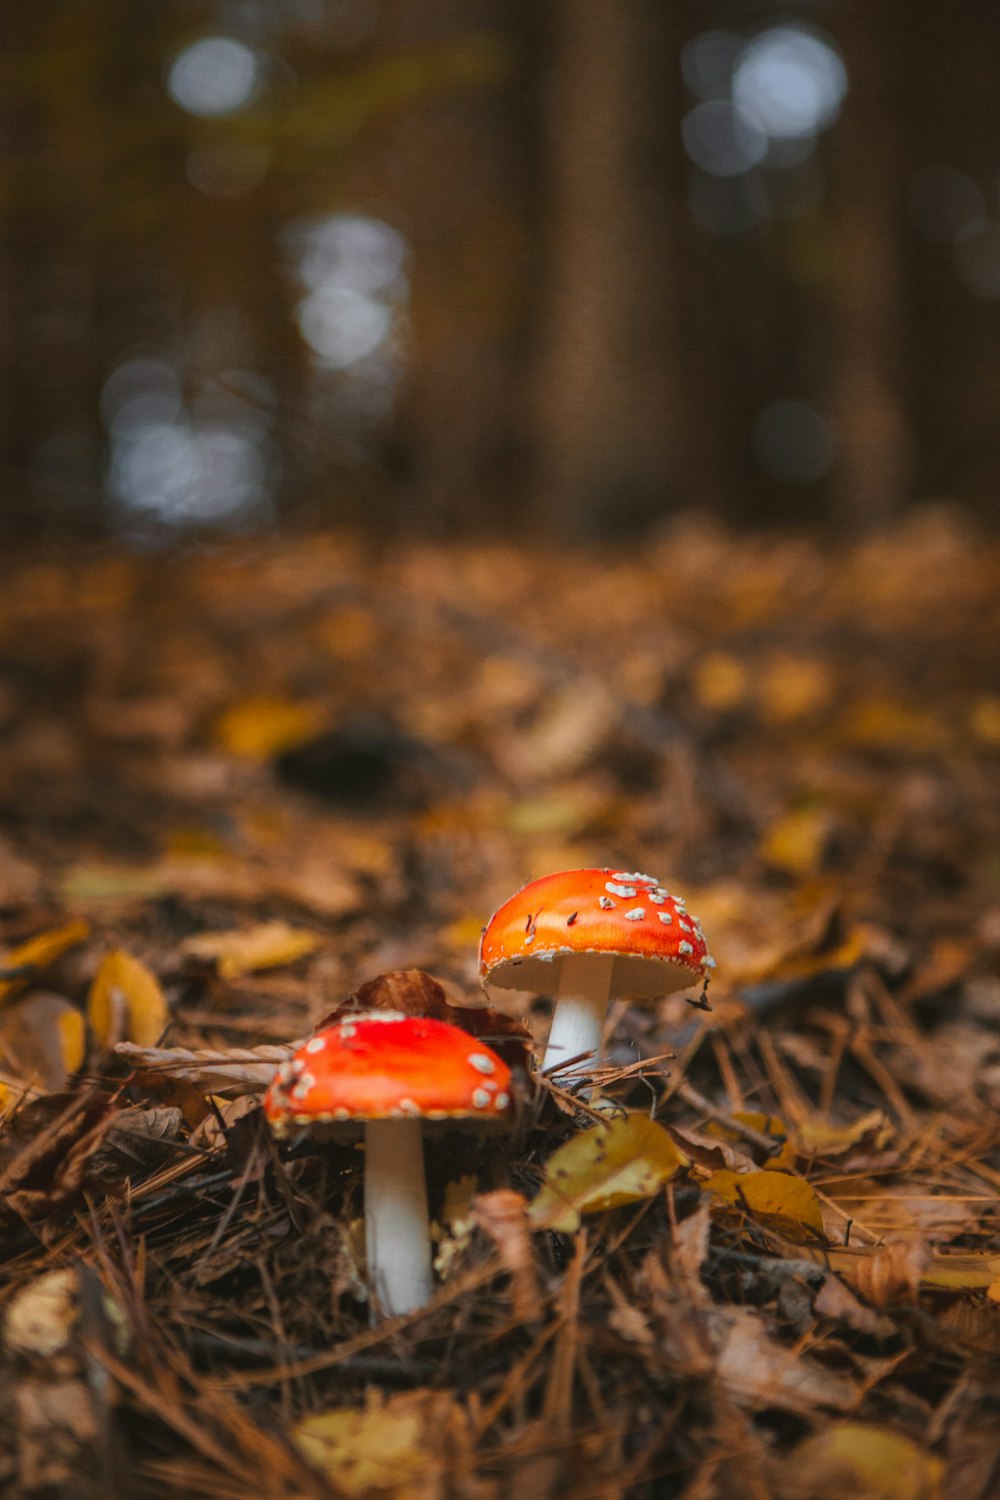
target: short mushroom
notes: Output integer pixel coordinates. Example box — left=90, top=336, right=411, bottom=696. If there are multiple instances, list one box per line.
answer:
left=479, top=868, right=714, bottom=1080
left=264, top=1012, right=512, bottom=1318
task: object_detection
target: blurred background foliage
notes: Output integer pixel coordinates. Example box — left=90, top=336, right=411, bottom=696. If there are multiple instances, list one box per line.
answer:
left=3, top=0, right=1000, bottom=543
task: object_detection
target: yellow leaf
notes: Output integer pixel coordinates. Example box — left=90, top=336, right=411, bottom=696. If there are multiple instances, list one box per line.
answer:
left=528, top=1113, right=688, bottom=1233
left=88, top=951, right=169, bottom=1049
left=293, top=1390, right=468, bottom=1497
left=762, top=806, right=831, bottom=876
left=693, top=651, right=748, bottom=712
left=443, top=915, right=488, bottom=951
left=211, top=696, right=326, bottom=760
left=794, top=1110, right=893, bottom=1158
left=841, top=699, right=946, bottom=753
left=919, top=1253, right=1000, bottom=1292
left=757, top=653, right=833, bottom=724
left=987, top=1276, right=1000, bottom=1303
left=0, top=919, right=90, bottom=1005
left=706, top=1111, right=795, bottom=1171
left=970, top=693, right=1000, bottom=747
left=781, top=1423, right=942, bottom=1500
left=181, top=921, right=322, bottom=978
left=706, top=1169, right=825, bottom=1238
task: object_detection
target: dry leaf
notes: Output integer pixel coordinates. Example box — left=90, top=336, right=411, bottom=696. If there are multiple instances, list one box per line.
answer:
left=4, top=1269, right=78, bottom=1357
left=0, top=992, right=85, bottom=1092
left=705, top=1111, right=795, bottom=1171
left=473, top=1189, right=542, bottom=1322
left=114, top=1040, right=292, bottom=1096
left=293, top=1389, right=472, bottom=1499
left=211, top=695, right=326, bottom=759
left=180, top=920, right=322, bottom=978
left=712, top=1306, right=858, bottom=1416
left=762, top=806, right=832, bottom=876
left=528, top=1113, right=688, bottom=1233
left=706, top=1169, right=825, bottom=1239
left=779, top=1423, right=942, bottom=1500
left=88, top=951, right=169, bottom=1049
left=813, top=1274, right=882, bottom=1336
left=794, top=1110, right=893, bottom=1159
left=836, top=1240, right=930, bottom=1307
left=0, top=919, right=90, bottom=1006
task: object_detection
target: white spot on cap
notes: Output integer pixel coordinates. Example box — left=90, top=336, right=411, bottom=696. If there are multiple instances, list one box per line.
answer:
left=469, top=1053, right=496, bottom=1074
left=495, top=1092, right=510, bottom=1110
left=678, top=919, right=692, bottom=933
left=339, top=1023, right=356, bottom=1039
left=605, top=881, right=637, bottom=898
left=624, top=907, right=646, bottom=922
left=599, top=896, right=615, bottom=910
left=678, top=940, right=694, bottom=956
left=657, top=910, right=673, bottom=925
left=649, top=892, right=665, bottom=905
left=305, top=1036, right=326, bottom=1054
left=704, top=955, right=717, bottom=969
left=398, top=1098, right=419, bottom=1116
left=334, top=1107, right=351, bottom=1121
left=472, top=1088, right=491, bottom=1109
left=612, top=871, right=659, bottom=884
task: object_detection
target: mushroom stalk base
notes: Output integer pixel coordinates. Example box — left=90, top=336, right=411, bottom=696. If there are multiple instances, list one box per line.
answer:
left=364, top=1118, right=433, bottom=1320
left=542, top=952, right=616, bottom=1082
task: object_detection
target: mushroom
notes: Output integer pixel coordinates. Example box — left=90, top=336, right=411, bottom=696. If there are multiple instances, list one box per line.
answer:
left=264, top=1012, right=512, bottom=1318
left=479, top=868, right=714, bottom=1080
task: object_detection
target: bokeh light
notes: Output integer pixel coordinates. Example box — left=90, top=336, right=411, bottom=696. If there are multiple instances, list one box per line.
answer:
left=733, top=26, right=847, bottom=141
left=682, top=101, right=768, bottom=178
left=167, top=37, right=259, bottom=117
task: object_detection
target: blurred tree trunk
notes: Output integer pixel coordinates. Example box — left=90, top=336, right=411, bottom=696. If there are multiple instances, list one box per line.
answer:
left=532, top=0, right=683, bottom=534
left=829, top=0, right=913, bottom=529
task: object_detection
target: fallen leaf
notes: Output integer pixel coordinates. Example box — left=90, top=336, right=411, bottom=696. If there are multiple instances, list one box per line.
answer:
left=181, top=921, right=322, bottom=978
left=293, top=1389, right=471, bottom=1499
left=88, top=951, right=169, bottom=1049
left=528, top=1113, right=688, bottom=1233
left=794, top=1110, right=894, bottom=1159
left=114, top=1040, right=292, bottom=1096
left=211, top=695, right=326, bottom=759
left=712, top=1306, right=858, bottom=1416
left=0, top=919, right=90, bottom=1006
left=706, top=1169, right=825, bottom=1239
left=705, top=1111, right=795, bottom=1171
left=779, top=1423, right=942, bottom=1500
left=762, top=806, right=832, bottom=876
left=0, top=992, right=85, bottom=1092
left=473, top=1189, right=542, bottom=1322
left=4, top=1269, right=78, bottom=1356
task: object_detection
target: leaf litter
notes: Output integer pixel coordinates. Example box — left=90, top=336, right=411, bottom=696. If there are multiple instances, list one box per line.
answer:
left=0, top=511, right=998, bottom=1495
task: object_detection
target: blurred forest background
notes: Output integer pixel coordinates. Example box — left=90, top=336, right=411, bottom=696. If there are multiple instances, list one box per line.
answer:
left=5, top=0, right=1000, bottom=544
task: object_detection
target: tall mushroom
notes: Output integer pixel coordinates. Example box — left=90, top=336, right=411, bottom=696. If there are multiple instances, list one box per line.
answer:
left=264, top=1012, right=512, bottom=1318
left=479, top=868, right=714, bottom=1079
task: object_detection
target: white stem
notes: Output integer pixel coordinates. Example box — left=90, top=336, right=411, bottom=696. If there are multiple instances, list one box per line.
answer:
left=541, top=953, right=616, bottom=1079
left=364, top=1118, right=433, bottom=1319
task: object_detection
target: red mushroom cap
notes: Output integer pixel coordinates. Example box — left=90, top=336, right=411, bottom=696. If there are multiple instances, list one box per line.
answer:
left=264, top=1012, right=514, bottom=1137
left=479, top=868, right=714, bottom=999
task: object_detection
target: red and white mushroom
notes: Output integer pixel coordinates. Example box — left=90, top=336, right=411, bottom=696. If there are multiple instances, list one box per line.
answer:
left=479, top=868, right=714, bottom=1080
left=264, top=1012, right=512, bottom=1318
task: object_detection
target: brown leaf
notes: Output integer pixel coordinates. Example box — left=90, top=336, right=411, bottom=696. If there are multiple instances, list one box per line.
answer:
left=711, top=1306, right=859, bottom=1416
left=842, top=1240, right=930, bottom=1307
left=0, top=992, right=85, bottom=1092
left=813, top=1274, right=882, bottom=1336
left=473, top=1189, right=542, bottom=1322
left=114, top=1040, right=292, bottom=1096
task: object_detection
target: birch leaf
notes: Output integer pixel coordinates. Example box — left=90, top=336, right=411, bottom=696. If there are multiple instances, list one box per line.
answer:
left=180, top=920, right=322, bottom=978
left=528, top=1113, right=688, bottom=1233
left=88, top=951, right=169, bottom=1049
left=707, top=1168, right=825, bottom=1238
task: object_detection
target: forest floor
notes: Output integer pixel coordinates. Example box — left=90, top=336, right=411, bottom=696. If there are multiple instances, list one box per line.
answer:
left=0, top=506, right=998, bottom=1499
